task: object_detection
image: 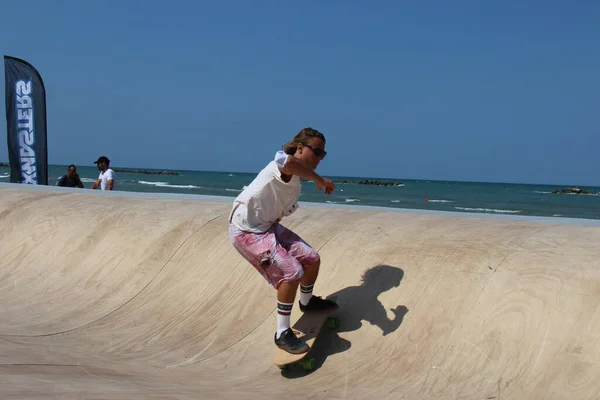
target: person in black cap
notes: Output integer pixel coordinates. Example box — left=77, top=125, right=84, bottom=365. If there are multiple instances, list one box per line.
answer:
left=56, top=164, right=84, bottom=188
left=91, top=156, right=116, bottom=190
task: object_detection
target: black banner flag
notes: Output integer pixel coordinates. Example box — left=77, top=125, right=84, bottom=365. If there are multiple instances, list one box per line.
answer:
left=4, top=55, right=48, bottom=185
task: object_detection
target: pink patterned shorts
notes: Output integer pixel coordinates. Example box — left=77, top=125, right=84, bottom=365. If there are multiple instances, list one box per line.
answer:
left=229, top=223, right=320, bottom=289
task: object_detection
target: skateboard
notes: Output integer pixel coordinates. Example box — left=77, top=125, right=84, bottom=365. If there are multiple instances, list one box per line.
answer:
left=273, top=309, right=340, bottom=371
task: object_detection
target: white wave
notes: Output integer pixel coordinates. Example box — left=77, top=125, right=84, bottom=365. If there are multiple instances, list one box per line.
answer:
left=325, top=198, right=361, bottom=204
left=0, top=174, right=9, bottom=179
left=427, top=199, right=453, bottom=203
left=139, top=180, right=168, bottom=185
left=138, top=180, right=201, bottom=189
left=81, top=178, right=97, bottom=183
left=553, top=214, right=563, bottom=217
left=534, top=191, right=552, bottom=194
left=455, top=207, right=521, bottom=214
left=159, top=184, right=202, bottom=189
left=390, top=200, right=400, bottom=203
left=225, top=188, right=242, bottom=192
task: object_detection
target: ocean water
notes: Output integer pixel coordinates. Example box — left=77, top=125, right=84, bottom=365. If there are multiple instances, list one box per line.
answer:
left=1, top=165, right=599, bottom=220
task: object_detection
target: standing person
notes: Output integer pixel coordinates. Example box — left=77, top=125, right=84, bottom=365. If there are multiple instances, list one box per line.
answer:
left=56, top=164, right=84, bottom=188
left=91, top=156, right=116, bottom=191
left=229, top=127, right=338, bottom=355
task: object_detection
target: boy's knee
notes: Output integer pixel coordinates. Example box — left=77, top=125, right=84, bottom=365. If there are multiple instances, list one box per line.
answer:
left=305, top=252, right=320, bottom=268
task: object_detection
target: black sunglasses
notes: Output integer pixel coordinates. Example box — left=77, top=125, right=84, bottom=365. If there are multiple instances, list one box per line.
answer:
left=303, top=144, right=327, bottom=158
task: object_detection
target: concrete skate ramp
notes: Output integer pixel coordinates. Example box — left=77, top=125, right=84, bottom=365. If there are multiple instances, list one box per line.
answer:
left=2, top=185, right=600, bottom=399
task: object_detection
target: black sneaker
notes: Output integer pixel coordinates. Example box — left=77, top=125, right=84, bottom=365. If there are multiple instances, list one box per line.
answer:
left=299, top=296, right=339, bottom=313
left=274, top=328, right=309, bottom=354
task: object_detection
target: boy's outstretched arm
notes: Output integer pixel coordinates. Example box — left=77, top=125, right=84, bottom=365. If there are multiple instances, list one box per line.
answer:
left=278, top=156, right=336, bottom=195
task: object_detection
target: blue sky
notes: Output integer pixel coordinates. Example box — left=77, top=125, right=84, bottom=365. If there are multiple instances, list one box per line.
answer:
left=1, top=1, right=599, bottom=185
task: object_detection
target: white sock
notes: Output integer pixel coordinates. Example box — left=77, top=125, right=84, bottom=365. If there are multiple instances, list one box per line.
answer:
left=276, top=301, right=293, bottom=339
left=299, top=284, right=314, bottom=306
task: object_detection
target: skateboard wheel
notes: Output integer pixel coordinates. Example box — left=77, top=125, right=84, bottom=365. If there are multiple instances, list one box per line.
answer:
left=327, top=317, right=340, bottom=329
left=301, top=357, right=315, bottom=371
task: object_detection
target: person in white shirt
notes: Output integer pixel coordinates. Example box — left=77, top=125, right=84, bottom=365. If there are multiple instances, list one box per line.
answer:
left=91, top=156, right=116, bottom=190
left=229, top=127, right=338, bottom=354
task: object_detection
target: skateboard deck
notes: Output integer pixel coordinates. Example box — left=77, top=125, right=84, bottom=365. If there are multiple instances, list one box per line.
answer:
left=273, top=309, right=339, bottom=371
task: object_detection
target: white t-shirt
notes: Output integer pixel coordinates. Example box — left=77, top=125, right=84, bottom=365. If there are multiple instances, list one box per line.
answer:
left=229, top=151, right=301, bottom=233
left=98, top=169, right=116, bottom=190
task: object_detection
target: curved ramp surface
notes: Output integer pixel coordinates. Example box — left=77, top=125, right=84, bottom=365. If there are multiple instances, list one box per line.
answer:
left=1, top=186, right=600, bottom=399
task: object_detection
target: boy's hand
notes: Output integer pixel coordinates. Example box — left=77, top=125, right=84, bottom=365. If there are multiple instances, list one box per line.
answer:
left=316, top=177, right=336, bottom=195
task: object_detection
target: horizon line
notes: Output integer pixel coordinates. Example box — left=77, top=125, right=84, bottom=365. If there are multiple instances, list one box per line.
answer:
left=0, top=162, right=598, bottom=188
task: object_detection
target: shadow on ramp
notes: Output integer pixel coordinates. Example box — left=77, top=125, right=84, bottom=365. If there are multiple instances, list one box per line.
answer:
left=281, top=265, right=407, bottom=378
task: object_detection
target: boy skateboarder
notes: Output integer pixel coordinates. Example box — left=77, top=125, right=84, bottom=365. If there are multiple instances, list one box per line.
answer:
left=229, top=128, right=339, bottom=354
